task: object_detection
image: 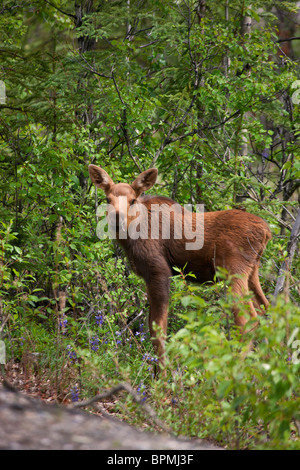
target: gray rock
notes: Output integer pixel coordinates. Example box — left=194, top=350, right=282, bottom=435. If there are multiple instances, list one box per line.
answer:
left=0, top=384, right=222, bottom=450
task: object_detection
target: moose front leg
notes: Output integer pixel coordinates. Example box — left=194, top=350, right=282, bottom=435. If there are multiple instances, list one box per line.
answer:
left=146, top=271, right=171, bottom=372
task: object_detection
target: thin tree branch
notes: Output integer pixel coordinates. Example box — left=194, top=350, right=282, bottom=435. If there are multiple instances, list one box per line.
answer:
left=43, top=0, right=77, bottom=20
left=0, top=49, right=26, bottom=60
left=72, top=382, right=172, bottom=434
left=150, top=110, right=241, bottom=168
left=138, top=40, right=160, bottom=49
left=244, top=185, right=292, bottom=231
left=0, top=3, right=23, bottom=14
left=0, top=105, right=22, bottom=112
left=277, top=36, right=300, bottom=43
left=111, top=68, right=143, bottom=172
left=119, top=309, right=144, bottom=335
left=79, top=53, right=113, bottom=79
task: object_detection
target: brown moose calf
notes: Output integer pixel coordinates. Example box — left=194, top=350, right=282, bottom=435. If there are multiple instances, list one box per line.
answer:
left=89, top=165, right=271, bottom=369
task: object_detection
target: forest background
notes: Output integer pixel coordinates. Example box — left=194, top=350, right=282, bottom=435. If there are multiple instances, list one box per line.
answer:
left=0, top=0, right=300, bottom=450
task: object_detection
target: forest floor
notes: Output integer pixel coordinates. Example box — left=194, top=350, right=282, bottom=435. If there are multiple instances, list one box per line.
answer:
left=0, top=359, right=118, bottom=417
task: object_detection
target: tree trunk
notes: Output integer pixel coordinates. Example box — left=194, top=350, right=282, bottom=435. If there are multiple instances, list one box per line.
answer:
left=74, top=1, right=96, bottom=191
left=273, top=206, right=300, bottom=303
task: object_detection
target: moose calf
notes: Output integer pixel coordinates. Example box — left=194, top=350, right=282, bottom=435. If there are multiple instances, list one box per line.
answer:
left=89, top=165, right=271, bottom=369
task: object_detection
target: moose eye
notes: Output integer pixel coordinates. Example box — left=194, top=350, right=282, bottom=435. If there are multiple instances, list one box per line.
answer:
left=130, top=199, right=136, bottom=206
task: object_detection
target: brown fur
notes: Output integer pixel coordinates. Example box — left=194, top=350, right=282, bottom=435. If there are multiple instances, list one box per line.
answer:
left=89, top=165, right=272, bottom=369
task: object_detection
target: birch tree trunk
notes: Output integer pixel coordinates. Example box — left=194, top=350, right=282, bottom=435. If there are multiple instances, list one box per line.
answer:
left=273, top=207, right=300, bottom=303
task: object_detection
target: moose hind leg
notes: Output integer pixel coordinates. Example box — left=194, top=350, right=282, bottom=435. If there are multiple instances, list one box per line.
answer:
left=248, top=264, right=269, bottom=315
left=230, top=274, right=258, bottom=329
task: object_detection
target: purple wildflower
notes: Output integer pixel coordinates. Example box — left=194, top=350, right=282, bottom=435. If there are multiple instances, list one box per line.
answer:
left=60, top=315, right=68, bottom=334
left=90, top=335, right=100, bottom=352
left=137, top=382, right=147, bottom=402
left=66, top=344, right=77, bottom=364
left=71, top=386, right=79, bottom=402
left=95, top=311, right=104, bottom=326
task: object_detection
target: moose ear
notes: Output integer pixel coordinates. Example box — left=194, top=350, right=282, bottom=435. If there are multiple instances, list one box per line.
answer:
left=131, top=168, right=158, bottom=196
left=88, top=165, right=114, bottom=193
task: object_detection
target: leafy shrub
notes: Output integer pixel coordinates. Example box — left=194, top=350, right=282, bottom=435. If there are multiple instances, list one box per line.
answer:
left=154, top=281, right=300, bottom=450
